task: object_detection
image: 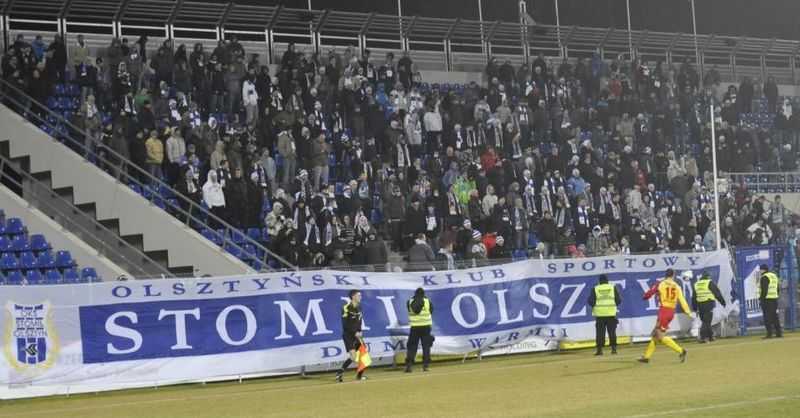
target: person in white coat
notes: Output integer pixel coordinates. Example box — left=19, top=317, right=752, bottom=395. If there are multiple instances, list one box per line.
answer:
left=242, top=72, right=260, bottom=125
left=203, top=170, right=226, bottom=230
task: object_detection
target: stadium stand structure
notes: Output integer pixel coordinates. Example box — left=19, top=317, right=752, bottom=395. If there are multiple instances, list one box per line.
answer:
left=2, top=1, right=800, bottom=274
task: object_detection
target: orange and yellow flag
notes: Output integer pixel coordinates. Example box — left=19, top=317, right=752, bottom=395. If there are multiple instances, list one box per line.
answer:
left=356, top=339, right=371, bottom=372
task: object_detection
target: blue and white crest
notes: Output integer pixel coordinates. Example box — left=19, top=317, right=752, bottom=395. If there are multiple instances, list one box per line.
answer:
left=4, top=301, right=58, bottom=372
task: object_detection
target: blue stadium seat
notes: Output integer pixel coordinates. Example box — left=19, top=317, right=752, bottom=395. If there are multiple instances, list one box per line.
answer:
left=231, top=229, right=247, bottom=245
left=54, top=250, right=77, bottom=268
left=224, top=244, right=242, bottom=259
left=81, top=267, right=98, bottom=282
left=12, top=235, right=30, bottom=252
left=19, top=251, right=38, bottom=271
left=512, top=250, right=527, bottom=262
left=53, top=83, right=66, bottom=96
left=47, top=112, right=61, bottom=125
left=0, top=236, right=12, bottom=253
left=158, top=185, right=175, bottom=199
left=7, top=270, right=24, bottom=285
left=328, top=154, right=337, bottom=166
left=66, top=83, right=80, bottom=97
left=46, top=97, right=59, bottom=110
left=128, top=183, right=143, bottom=194
left=44, top=269, right=61, bottom=284
left=57, top=97, right=73, bottom=110
left=25, top=270, right=43, bottom=285
left=201, top=229, right=222, bottom=246
left=5, top=218, right=26, bottom=236
left=1, top=253, right=19, bottom=271
left=62, top=268, right=80, bottom=283
left=241, top=244, right=257, bottom=259
left=40, top=124, right=55, bottom=137
left=37, top=251, right=55, bottom=268
left=246, top=228, right=261, bottom=242
left=250, top=261, right=264, bottom=271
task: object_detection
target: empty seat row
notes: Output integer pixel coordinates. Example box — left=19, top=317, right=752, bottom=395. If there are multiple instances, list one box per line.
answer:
left=0, top=267, right=98, bottom=285
left=0, top=234, right=51, bottom=253
left=0, top=250, right=77, bottom=270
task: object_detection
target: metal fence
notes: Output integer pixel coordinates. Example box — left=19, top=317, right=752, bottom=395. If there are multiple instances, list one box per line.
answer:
left=1, top=0, right=800, bottom=82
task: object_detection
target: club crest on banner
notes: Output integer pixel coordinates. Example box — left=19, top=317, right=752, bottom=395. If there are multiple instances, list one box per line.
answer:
left=4, top=301, right=59, bottom=374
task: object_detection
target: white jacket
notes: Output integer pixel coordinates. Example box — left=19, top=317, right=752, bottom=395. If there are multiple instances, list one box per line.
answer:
left=202, top=172, right=226, bottom=208
left=242, top=80, right=259, bottom=106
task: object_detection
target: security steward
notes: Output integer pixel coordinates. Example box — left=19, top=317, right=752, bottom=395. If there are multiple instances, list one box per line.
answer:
left=405, top=288, right=434, bottom=372
left=758, top=264, right=783, bottom=338
left=587, top=274, right=622, bottom=355
left=691, top=270, right=726, bottom=343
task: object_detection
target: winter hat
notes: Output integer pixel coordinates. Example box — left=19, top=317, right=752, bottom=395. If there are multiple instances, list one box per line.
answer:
left=495, top=236, right=504, bottom=244
left=463, top=219, right=472, bottom=227
left=472, top=230, right=482, bottom=240
left=299, top=169, right=308, bottom=177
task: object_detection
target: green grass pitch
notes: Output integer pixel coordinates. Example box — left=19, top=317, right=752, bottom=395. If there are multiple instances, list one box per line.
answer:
left=2, top=333, right=798, bottom=417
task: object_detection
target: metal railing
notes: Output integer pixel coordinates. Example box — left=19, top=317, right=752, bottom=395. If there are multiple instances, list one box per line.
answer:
left=2, top=1, right=800, bottom=83
left=0, top=154, right=172, bottom=280
left=0, top=77, right=295, bottom=272
left=727, top=172, right=800, bottom=194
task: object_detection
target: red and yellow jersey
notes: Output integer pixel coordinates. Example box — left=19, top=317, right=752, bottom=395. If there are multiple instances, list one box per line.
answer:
left=644, top=278, right=692, bottom=314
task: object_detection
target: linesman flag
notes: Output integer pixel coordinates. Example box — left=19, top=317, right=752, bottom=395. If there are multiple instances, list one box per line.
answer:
left=356, top=339, right=371, bottom=372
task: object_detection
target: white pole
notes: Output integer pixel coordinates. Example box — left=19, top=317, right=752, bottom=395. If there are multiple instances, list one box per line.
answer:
left=478, top=0, right=484, bottom=55
left=710, top=104, right=722, bottom=251
left=554, top=0, right=561, bottom=56
left=691, top=0, right=699, bottom=64
left=626, top=0, right=633, bottom=58
left=398, top=0, right=403, bottom=50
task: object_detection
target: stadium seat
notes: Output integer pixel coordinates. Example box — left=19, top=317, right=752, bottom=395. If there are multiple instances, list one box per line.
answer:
left=241, top=244, right=257, bottom=259
left=231, top=229, right=247, bottom=245
left=250, top=260, right=264, bottom=271
left=246, top=228, right=262, bottom=242
left=29, top=235, right=51, bottom=254
left=128, top=183, right=143, bottom=195
left=53, top=83, right=66, bottom=96
left=201, top=229, right=223, bottom=246
left=40, top=124, right=56, bottom=136
left=224, top=244, right=242, bottom=259
left=260, top=228, right=271, bottom=244
left=46, top=97, right=59, bottom=110
left=0, top=236, right=12, bottom=253
left=25, top=269, right=43, bottom=285
left=1, top=253, right=19, bottom=271
left=62, top=268, right=80, bottom=283
left=66, top=83, right=80, bottom=97
left=11, top=235, right=30, bottom=252
left=19, top=251, right=38, bottom=271
left=7, top=270, right=24, bottom=285
left=44, top=269, right=62, bottom=284
left=54, top=250, right=77, bottom=268
left=5, top=218, right=26, bottom=236
left=81, top=267, right=98, bottom=282
left=37, top=251, right=55, bottom=268
left=57, top=97, right=73, bottom=110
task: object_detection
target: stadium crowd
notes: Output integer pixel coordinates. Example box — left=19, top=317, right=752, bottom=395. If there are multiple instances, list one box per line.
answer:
left=2, top=33, right=800, bottom=270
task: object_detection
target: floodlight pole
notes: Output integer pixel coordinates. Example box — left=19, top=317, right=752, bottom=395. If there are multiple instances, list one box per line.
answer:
left=710, top=104, right=722, bottom=251
left=626, top=0, right=632, bottom=57
left=690, top=0, right=699, bottom=64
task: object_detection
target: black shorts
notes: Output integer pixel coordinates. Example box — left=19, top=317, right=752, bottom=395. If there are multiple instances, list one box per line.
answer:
left=342, top=334, right=361, bottom=352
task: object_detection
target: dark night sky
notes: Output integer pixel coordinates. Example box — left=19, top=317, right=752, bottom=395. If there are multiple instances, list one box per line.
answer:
left=230, top=0, right=800, bottom=41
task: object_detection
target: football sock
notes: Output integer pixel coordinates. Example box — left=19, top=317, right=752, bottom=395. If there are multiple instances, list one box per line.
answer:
left=644, top=337, right=657, bottom=359
left=661, top=336, right=683, bottom=354
left=339, top=358, right=352, bottom=372
left=356, top=370, right=363, bottom=379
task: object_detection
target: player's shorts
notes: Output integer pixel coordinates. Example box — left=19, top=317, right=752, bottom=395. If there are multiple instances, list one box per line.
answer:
left=656, top=308, right=675, bottom=332
left=342, top=334, right=361, bottom=351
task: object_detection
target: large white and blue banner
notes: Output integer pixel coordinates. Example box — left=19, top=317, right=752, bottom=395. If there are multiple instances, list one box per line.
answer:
left=1, top=251, right=735, bottom=399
